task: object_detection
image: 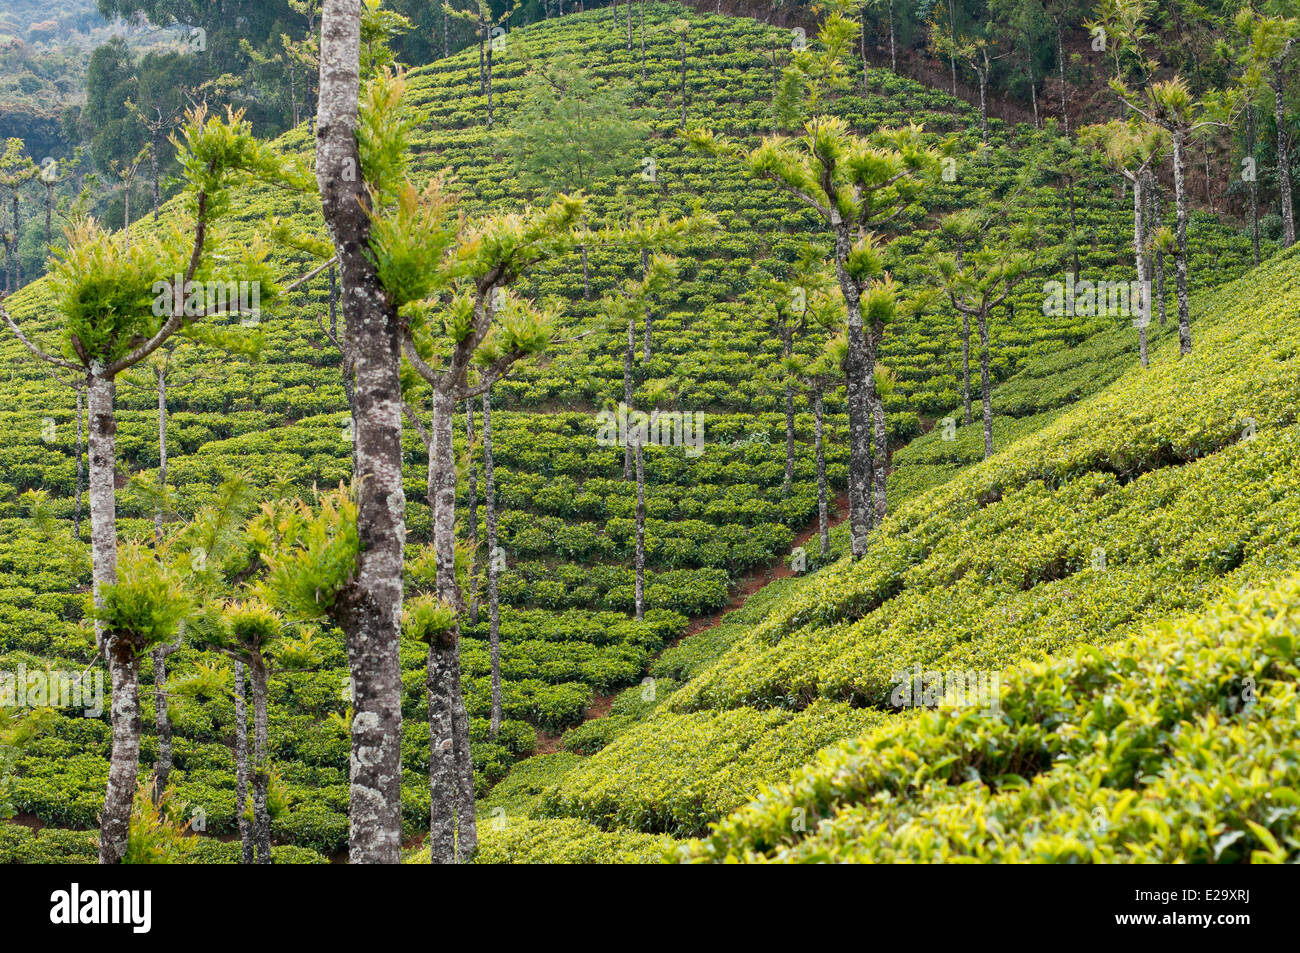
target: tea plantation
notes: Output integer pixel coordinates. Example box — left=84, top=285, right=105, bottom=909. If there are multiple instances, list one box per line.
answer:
left=0, top=4, right=1292, bottom=865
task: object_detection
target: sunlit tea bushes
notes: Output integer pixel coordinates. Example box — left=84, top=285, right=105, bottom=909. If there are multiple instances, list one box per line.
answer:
left=681, top=574, right=1300, bottom=863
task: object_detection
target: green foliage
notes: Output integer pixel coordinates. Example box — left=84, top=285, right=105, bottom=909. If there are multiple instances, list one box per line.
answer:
left=95, top=544, right=190, bottom=652
left=681, top=574, right=1300, bottom=863
left=259, top=489, right=360, bottom=622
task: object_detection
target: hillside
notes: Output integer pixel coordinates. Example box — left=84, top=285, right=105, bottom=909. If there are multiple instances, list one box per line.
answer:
left=466, top=243, right=1300, bottom=863
left=0, top=4, right=1287, bottom=868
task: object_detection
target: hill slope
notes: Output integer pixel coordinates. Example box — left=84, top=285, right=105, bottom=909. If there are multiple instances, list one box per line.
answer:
left=0, top=6, right=1277, bottom=863
left=470, top=244, right=1300, bottom=862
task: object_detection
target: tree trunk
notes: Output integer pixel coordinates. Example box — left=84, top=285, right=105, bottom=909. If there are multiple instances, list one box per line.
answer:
left=1065, top=172, right=1080, bottom=279
left=580, top=243, right=591, bottom=299
left=680, top=38, right=687, bottom=129
left=814, top=385, right=828, bottom=555
left=428, top=383, right=477, bottom=862
left=1276, top=74, right=1295, bottom=247
left=634, top=432, right=645, bottom=621
left=154, top=365, right=167, bottom=545
left=151, top=138, right=161, bottom=215
left=484, top=389, right=502, bottom=739
left=1171, top=132, right=1192, bottom=355
left=251, top=656, right=272, bottom=864
left=641, top=247, right=652, bottom=360
left=782, top=320, right=794, bottom=496
left=1152, top=174, right=1166, bottom=326
left=151, top=645, right=173, bottom=799
left=947, top=0, right=958, bottom=96
left=426, top=638, right=457, bottom=863
left=869, top=333, right=888, bottom=524
left=486, top=44, right=494, bottom=129
left=624, top=314, right=635, bottom=480
left=73, top=384, right=84, bottom=539
left=1027, top=57, right=1038, bottom=127
left=234, top=660, right=254, bottom=864
left=860, top=16, right=869, bottom=95
left=430, top=387, right=461, bottom=612
left=1248, top=105, right=1260, bottom=265
left=466, top=399, right=479, bottom=624
left=978, top=71, right=989, bottom=145
left=1057, top=24, right=1068, bottom=135
left=837, top=224, right=872, bottom=560
left=317, top=0, right=405, bottom=864
left=978, top=306, right=992, bottom=459
left=100, top=636, right=140, bottom=865
left=88, top=370, right=135, bottom=865
left=1132, top=172, right=1149, bottom=368
left=961, top=311, right=972, bottom=425
left=888, top=0, right=896, bottom=71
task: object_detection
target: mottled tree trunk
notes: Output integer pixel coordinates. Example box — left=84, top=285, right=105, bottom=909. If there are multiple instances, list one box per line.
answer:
left=624, top=314, right=635, bottom=480
left=814, top=386, right=828, bottom=556
left=234, top=660, right=253, bottom=864
left=73, top=384, right=84, bottom=539
left=634, top=432, right=645, bottom=621
left=250, top=656, right=272, bottom=864
left=1152, top=174, right=1166, bottom=326
left=580, top=244, right=591, bottom=299
left=154, top=365, right=167, bottom=544
left=641, top=247, right=652, bottom=360
left=1248, top=106, right=1260, bottom=265
left=486, top=44, right=494, bottom=129
left=466, top=399, right=479, bottom=624
left=317, top=0, right=405, bottom=864
left=870, top=354, right=888, bottom=524
left=860, top=16, right=869, bottom=95
left=1065, top=172, right=1080, bottom=280
left=978, top=305, right=993, bottom=459
left=151, top=645, right=173, bottom=799
left=1275, top=73, right=1296, bottom=247
left=1171, top=132, right=1192, bottom=356
left=150, top=138, right=161, bottom=215
left=1056, top=24, right=1068, bottom=135
left=426, top=641, right=457, bottom=864
left=977, top=70, right=989, bottom=145
left=961, top=311, right=972, bottom=425
left=88, top=370, right=135, bottom=865
left=428, top=384, right=477, bottom=863
left=887, top=0, right=896, bottom=71
left=1132, top=172, right=1149, bottom=369
left=101, top=637, right=140, bottom=865
left=835, top=219, right=872, bottom=560
left=484, top=390, right=502, bottom=738
left=679, top=36, right=687, bottom=129
left=781, top=321, right=794, bottom=497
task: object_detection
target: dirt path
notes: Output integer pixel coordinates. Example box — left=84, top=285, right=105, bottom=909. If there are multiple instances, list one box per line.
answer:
left=532, top=491, right=852, bottom=755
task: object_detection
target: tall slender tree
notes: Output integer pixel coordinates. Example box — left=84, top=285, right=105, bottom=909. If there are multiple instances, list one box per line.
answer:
left=314, top=0, right=413, bottom=863
left=2, top=106, right=305, bottom=864
left=689, top=10, right=937, bottom=558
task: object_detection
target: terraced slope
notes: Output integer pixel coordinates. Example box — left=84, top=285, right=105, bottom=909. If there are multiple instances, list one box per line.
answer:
left=472, top=245, right=1300, bottom=863
left=0, top=6, right=1270, bottom=861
